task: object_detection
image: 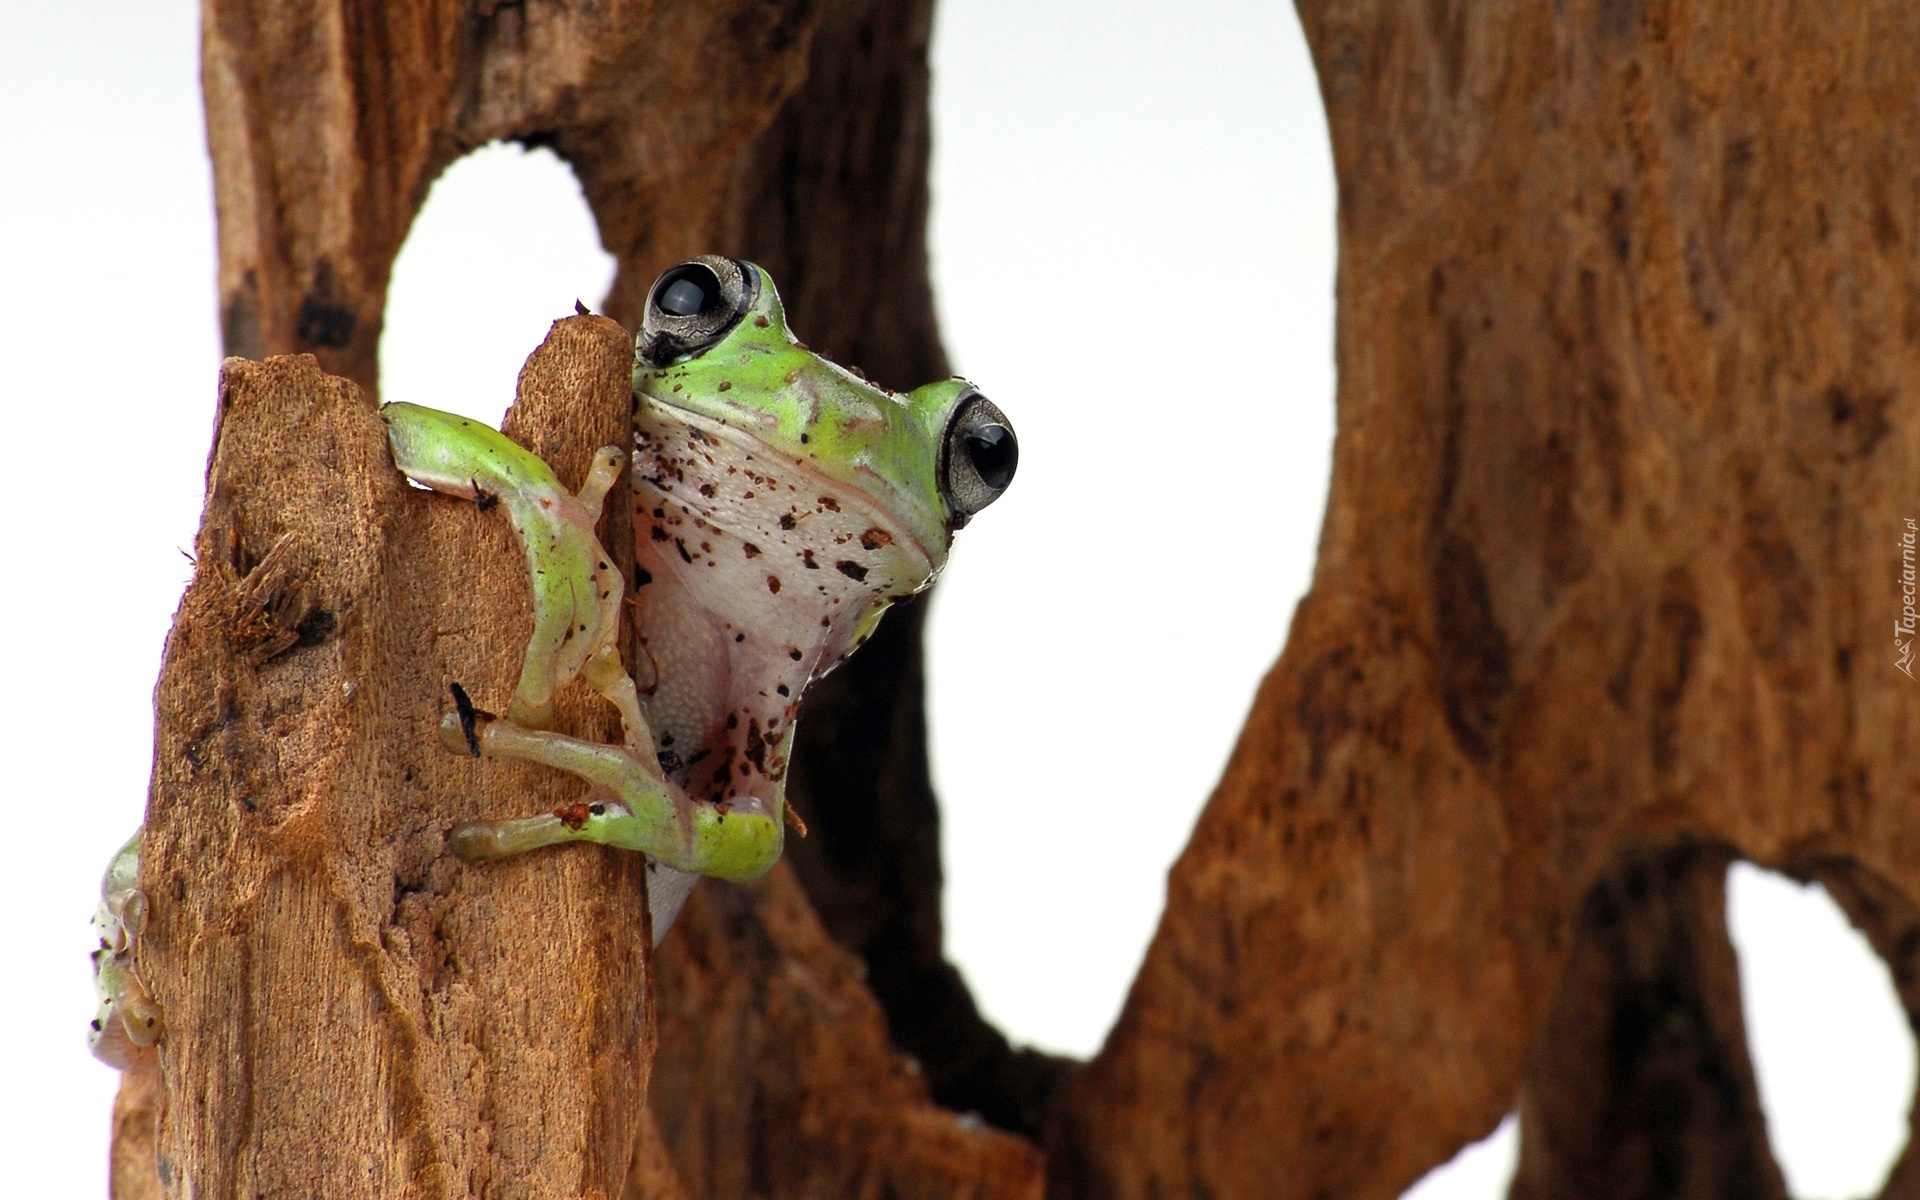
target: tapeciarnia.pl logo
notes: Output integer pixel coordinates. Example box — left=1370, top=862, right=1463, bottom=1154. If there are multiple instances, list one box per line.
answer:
left=1900, top=517, right=1917, bottom=678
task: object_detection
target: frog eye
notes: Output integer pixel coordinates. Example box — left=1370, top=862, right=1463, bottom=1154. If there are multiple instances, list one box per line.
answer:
left=939, top=390, right=1018, bottom=528
left=639, top=256, right=759, bottom=365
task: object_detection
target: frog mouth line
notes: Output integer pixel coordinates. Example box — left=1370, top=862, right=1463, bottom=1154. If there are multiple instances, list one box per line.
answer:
left=634, top=396, right=940, bottom=577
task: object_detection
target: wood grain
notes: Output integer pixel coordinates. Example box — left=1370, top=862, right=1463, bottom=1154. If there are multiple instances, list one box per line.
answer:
left=1047, top=3, right=1920, bottom=1196
left=126, top=0, right=1920, bottom=1195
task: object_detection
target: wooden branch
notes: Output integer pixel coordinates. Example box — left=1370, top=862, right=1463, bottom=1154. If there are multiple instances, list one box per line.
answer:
left=138, top=320, right=651, bottom=1199
left=169, top=3, right=1055, bottom=1196
left=151, top=1, right=1920, bottom=1196
left=201, top=0, right=822, bottom=388
left=647, top=867, right=1044, bottom=1198
left=1047, top=2, right=1920, bottom=1196
left=1512, top=844, right=1782, bottom=1199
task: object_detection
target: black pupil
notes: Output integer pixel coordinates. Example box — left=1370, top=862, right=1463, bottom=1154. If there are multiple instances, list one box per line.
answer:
left=658, top=268, right=720, bottom=317
left=964, top=425, right=1017, bottom=490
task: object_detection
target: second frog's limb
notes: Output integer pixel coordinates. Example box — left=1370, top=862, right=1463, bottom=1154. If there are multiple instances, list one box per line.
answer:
left=89, top=830, right=162, bottom=1068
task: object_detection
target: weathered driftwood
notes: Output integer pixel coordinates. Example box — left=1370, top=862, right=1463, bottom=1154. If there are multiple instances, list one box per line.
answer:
left=1047, top=3, right=1920, bottom=1197
left=135, top=322, right=649, bottom=1199
left=193, top=0, right=1061, bottom=1148
left=124, top=0, right=1920, bottom=1196
left=145, top=3, right=1055, bottom=1195
left=121, top=322, right=1041, bottom=1199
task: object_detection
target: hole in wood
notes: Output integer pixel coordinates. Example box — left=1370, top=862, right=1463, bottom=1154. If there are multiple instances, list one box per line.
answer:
left=380, top=141, right=615, bottom=421
left=1726, top=861, right=1914, bottom=1198
left=1399, top=1111, right=1519, bottom=1200
left=925, top=0, right=1338, bottom=1059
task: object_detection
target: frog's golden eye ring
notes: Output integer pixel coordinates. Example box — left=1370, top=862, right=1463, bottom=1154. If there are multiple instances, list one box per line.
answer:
left=639, top=256, right=760, bottom=366
left=939, top=390, right=1018, bottom=528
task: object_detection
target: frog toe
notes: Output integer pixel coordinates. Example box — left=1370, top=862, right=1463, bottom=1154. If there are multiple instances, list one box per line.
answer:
left=90, top=949, right=163, bottom=1068
left=449, top=810, right=584, bottom=861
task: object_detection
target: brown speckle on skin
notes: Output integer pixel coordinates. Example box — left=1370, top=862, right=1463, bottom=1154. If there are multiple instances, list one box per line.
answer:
left=789, top=647, right=804, bottom=661
left=718, top=381, right=732, bottom=392
left=699, top=483, right=717, bottom=498
left=860, top=528, right=893, bottom=551
left=674, top=538, right=695, bottom=564
left=779, top=512, right=798, bottom=531
left=650, top=525, right=671, bottom=542
left=835, top=560, right=868, bottom=582
left=819, top=497, right=840, bottom=512
left=802, top=550, right=819, bottom=569
left=776, top=683, right=790, bottom=696
left=555, top=802, right=593, bottom=831
left=743, top=543, right=762, bottom=558
left=767, top=575, right=782, bottom=594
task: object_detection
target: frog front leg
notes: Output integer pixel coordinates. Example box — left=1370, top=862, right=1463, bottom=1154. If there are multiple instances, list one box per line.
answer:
left=384, top=403, right=646, bottom=738
left=382, top=405, right=781, bottom=888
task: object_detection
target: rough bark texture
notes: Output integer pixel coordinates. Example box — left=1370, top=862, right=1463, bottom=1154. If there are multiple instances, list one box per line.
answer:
left=125, top=3, right=1047, bottom=1195
left=138, top=323, right=650, bottom=1200
left=1511, top=844, right=1784, bottom=1200
left=111, top=1057, right=163, bottom=1200
left=1048, top=2, right=1920, bottom=1198
left=645, top=866, right=1043, bottom=1199
left=195, top=0, right=1063, bottom=1143
left=127, top=0, right=1920, bottom=1196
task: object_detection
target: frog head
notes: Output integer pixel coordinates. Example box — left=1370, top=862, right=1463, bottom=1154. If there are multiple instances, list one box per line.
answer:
left=633, top=256, right=1017, bottom=574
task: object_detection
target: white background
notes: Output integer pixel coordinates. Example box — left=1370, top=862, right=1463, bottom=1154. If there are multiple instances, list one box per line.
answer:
left=1, top=2, right=1910, bottom=1197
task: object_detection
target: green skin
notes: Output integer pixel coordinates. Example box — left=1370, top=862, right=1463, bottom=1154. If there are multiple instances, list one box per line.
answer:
left=384, top=269, right=967, bottom=880
left=92, top=263, right=996, bottom=1063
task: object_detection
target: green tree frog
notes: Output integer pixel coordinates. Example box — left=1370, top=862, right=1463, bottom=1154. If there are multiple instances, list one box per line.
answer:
left=89, top=256, right=1017, bottom=1064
